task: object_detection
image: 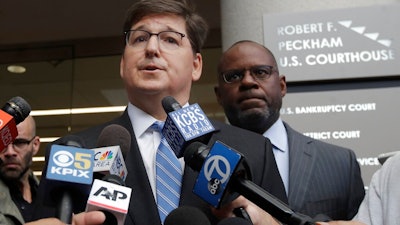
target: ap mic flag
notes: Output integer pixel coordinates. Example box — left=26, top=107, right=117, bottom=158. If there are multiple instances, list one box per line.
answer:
left=86, top=175, right=132, bottom=225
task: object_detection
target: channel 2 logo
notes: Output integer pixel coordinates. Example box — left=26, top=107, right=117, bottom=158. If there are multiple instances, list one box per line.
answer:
left=47, top=144, right=94, bottom=184
left=203, top=155, right=231, bottom=195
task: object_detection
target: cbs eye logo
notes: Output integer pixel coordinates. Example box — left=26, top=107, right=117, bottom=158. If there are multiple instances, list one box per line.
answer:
left=203, top=155, right=231, bottom=195
left=52, top=150, right=92, bottom=170
left=53, top=151, right=74, bottom=167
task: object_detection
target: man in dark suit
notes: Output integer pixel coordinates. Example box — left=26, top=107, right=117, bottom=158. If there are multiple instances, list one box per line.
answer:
left=214, top=40, right=365, bottom=220
left=37, top=1, right=287, bottom=225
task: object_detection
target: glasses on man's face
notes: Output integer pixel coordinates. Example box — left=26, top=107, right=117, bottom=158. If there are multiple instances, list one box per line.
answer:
left=124, top=30, right=186, bottom=51
left=11, top=137, right=35, bottom=151
left=221, top=65, right=276, bottom=84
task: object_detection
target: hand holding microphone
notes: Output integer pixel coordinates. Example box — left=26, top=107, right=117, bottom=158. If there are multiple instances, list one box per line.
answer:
left=42, top=135, right=94, bottom=224
left=86, top=124, right=132, bottom=225
left=85, top=174, right=132, bottom=225
left=185, top=141, right=316, bottom=225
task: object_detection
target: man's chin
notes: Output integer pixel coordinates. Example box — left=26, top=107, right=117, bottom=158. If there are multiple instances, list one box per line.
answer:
left=2, top=170, right=22, bottom=180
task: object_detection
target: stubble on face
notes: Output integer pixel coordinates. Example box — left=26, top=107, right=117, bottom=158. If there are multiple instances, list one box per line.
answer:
left=0, top=150, right=33, bottom=182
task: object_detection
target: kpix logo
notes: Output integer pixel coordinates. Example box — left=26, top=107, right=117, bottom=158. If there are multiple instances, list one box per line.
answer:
left=203, top=155, right=231, bottom=195
left=47, top=145, right=93, bottom=184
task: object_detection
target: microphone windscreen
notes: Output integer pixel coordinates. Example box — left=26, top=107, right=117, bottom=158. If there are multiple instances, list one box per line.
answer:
left=2, top=96, right=31, bottom=124
left=102, top=174, right=126, bottom=186
left=58, top=134, right=86, bottom=148
left=217, top=217, right=253, bottom=225
left=184, top=141, right=209, bottom=171
left=96, top=124, right=131, bottom=158
left=164, top=206, right=211, bottom=225
left=161, top=96, right=182, bottom=113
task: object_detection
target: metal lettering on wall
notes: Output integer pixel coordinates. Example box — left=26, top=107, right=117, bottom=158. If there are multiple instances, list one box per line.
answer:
left=263, top=4, right=399, bottom=82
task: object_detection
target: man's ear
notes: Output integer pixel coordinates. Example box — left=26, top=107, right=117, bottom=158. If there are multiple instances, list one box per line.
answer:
left=192, top=53, right=202, bottom=81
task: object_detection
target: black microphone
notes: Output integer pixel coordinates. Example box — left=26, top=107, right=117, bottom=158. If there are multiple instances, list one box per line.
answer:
left=42, top=135, right=94, bottom=224
left=92, top=124, right=131, bottom=181
left=0, top=96, right=31, bottom=151
left=217, top=217, right=253, bottom=225
left=184, top=141, right=315, bottom=225
left=164, top=206, right=211, bottom=225
left=86, top=174, right=132, bottom=225
left=161, top=96, right=216, bottom=158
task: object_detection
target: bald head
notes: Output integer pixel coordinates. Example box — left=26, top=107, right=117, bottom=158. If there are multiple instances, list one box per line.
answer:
left=218, top=40, right=279, bottom=76
left=17, top=115, right=36, bottom=139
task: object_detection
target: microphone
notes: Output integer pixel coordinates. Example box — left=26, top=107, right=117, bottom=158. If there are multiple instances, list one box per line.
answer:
left=161, top=96, right=215, bottom=158
left=43, top=135, right=94, bottom=223
left=0, top=96, right=31, bottom=152
left=86, top=174, right=132, bottom=225
left=217, top=217, right=253, bottom=225
left=92, top=124, right=131, bottom=181
left=184, top=141, right=315, bottom=225
left=377, top=151, right=400, bottom=165
left=164, top=206, right=211, bottom=225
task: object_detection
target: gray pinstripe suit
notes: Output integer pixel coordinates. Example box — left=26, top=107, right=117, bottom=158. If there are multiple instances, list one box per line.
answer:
left=284, top=122, right=365, bottom=220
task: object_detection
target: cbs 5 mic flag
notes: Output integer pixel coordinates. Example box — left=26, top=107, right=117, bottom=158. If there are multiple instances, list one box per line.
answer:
left=0, top=96, right=31, bottom=152
left=45, top=144, right=94, bottom=223
left=92, top=145, right=128, bottom=181
left=86, top=177, right=132, bottom=225
left=161, top=96, right=215, bottom=158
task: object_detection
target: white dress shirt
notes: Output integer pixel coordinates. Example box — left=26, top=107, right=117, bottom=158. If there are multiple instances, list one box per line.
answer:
left=263, top=118, right=289, bottom=195
left=127, top=102, right=185, bottom=200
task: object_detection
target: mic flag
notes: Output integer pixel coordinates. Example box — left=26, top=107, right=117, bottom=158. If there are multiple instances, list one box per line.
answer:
left=0, top=96, right=31, bottom=152
left=162, top=96, right=215, bottom=158
left=190, top=141, right=251, bottom=208
left=93, top=145, right=128, bottom=181
left=46, top=144, right=94, bottom=184
left=45, top=144, right=94, bottom=223
left=86, top=177, right=132, bottom=225
left=185, top=141, right=316, bottom=225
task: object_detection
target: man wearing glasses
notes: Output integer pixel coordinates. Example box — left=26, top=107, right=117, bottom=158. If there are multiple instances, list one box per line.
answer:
left=214, top=40, right=365, bottom=221
left=0, top=115, right=40, bottom=224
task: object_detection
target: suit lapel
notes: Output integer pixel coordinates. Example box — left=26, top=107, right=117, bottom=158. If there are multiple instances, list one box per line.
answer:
left=285, top=123, right=316, bottom=210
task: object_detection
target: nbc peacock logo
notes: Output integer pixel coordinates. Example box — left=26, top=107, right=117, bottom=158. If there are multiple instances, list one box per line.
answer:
left=99, top=150, right=114, bottom=161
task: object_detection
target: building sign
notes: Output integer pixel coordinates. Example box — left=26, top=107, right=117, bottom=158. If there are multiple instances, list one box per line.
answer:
left=263, top=4, right=399, bottom=82
left=281, top=80, right=400, bottom=185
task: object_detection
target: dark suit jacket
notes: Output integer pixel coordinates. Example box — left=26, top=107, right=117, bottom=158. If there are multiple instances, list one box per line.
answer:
left=36, top=110, right=287, bottom=225
left=284, top=122, right=365, bottom=220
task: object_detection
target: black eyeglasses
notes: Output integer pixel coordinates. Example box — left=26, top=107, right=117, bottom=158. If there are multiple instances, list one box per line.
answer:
left=124, top=29, right=186, bottom=50
left=11, top=136, right=35, bottom=150
left=221, top=65, right=276, bottom=84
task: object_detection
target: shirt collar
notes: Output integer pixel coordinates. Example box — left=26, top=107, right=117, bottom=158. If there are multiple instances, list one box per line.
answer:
left=263, top=118, right=288, bottom=153
left=127, top=101, right=190, bottom=137
left=127, top=103, right=158, bottom=138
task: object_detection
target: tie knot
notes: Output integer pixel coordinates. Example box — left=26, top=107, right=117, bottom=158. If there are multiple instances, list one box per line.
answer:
left=151, top=121, right=164, bottom=132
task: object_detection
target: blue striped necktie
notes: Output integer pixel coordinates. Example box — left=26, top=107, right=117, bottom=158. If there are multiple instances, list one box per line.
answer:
left=153, top=121, right=183, bottom=224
